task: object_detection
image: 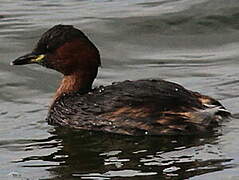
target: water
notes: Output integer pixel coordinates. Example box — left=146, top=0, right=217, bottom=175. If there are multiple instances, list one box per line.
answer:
left=1, top=0, right=239, bottom=179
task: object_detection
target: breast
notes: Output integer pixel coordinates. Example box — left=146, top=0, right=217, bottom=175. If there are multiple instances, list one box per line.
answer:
left=47, top=79, right=230, bottom=136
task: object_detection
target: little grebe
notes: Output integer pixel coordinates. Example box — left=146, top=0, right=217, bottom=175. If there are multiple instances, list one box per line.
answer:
left=11, top=25, right=230, bottom=135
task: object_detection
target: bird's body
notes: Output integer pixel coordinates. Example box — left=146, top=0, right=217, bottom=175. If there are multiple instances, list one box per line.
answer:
left=47, top=79, right=228, bottom=135
left=12, top=25, right=230, bottom=136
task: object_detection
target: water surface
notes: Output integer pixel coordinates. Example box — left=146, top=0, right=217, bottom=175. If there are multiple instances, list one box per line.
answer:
left=1, top=0, right=239, bottom=179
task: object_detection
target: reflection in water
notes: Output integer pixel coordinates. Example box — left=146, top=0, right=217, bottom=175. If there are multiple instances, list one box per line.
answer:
left=15, top=127, right=233, bottom=179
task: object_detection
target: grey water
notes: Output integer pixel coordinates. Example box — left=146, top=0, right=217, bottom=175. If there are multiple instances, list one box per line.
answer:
left=1, top=0, right=239, bottom=179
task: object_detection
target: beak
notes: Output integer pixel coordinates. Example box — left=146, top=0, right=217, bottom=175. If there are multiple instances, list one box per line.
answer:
left=11, top=53, right=46, bottom=66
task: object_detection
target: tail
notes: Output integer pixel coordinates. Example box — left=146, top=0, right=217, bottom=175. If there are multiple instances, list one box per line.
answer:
left=192, top=105, right=230, bottom=126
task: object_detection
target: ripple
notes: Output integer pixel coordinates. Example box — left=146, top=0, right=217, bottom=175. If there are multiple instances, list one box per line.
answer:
left=73, top=169, right=158, bottom=179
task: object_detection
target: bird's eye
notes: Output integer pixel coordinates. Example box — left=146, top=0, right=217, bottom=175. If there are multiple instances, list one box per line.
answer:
left=45, top=45, right=53, bottom=53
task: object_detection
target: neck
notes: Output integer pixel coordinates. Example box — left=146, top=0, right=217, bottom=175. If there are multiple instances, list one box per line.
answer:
left=54, top=71, right=95, bottom=101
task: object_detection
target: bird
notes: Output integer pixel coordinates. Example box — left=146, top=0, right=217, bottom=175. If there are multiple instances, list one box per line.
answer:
left=11, top=24, right=230, bottom=136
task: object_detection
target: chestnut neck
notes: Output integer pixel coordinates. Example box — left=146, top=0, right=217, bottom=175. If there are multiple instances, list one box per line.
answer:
left=54, top=70, right=96, bottom=101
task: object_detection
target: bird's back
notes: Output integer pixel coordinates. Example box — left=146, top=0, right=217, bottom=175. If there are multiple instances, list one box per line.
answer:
left=47, top=79, right=230, bottom=135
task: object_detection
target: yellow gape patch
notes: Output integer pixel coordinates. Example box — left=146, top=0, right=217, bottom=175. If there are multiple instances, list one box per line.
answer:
left=31, top=54, right=45, bottom=63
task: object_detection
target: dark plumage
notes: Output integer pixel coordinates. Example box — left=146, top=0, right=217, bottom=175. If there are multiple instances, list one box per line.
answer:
left=34, top=25, right=94, bottom=54
left=47, top=79, right=229, bottom=135
left=12, top=25, right=230, bottom=136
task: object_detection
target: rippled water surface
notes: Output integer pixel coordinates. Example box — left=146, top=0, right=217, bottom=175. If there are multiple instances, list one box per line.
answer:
left=1, top=0, right=239, bottom=179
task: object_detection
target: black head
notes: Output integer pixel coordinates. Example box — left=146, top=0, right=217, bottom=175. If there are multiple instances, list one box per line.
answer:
left=11, top=24, right=101, bottom=75
left=33, top=24, right=91, bottom=54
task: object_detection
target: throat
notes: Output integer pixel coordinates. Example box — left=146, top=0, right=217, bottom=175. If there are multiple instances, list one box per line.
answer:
left=54, top=72, right=94, bottom=100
